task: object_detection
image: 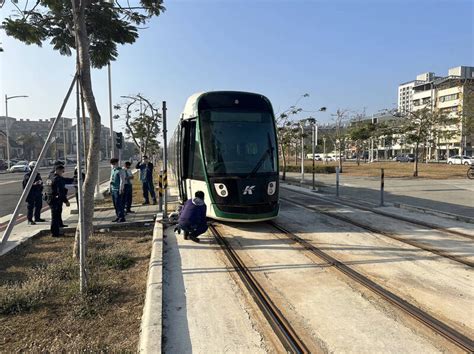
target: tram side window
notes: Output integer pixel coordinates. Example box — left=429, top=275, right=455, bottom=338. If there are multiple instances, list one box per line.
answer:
left=186, top=120, right=205, bottom=181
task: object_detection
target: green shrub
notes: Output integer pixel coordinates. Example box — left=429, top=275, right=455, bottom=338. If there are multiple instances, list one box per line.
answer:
left=283, top=165, right=336, bottom=174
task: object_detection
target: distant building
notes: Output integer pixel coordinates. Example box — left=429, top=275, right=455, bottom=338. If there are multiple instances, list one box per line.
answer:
left=398, top=65, right=474, bottom=157
left=0, top=116, right=118, bottom=161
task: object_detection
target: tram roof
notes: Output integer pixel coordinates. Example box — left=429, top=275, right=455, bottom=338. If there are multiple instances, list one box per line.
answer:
left=180, top=91, right=271, bottom=120
left=181, top=92, right=205, bottom=119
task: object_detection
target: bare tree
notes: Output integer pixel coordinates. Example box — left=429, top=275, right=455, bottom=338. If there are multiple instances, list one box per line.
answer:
left=330, top=109, right=349, bottom=172
left=114, top=94, right=161, bottom=158
left=275, top=93, right=309, bottom=180
left=401, top=107, right=454, bottom=177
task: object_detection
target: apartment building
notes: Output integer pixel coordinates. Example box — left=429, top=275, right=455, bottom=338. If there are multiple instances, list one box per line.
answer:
left=398, top=66, right=474, bottom=157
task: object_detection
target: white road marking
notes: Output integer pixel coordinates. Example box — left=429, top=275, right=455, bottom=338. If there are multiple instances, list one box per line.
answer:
left=0, top=181, right=17, bottom=186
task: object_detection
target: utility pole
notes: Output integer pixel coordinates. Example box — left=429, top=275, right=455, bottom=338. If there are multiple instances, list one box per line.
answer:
left=108, top=62, right=114, bottom=159
left=162, top=101, right=168, bottom=220
left=300, top=122, right=304, bottom=183
left=323, top=137, right=327, bottom=164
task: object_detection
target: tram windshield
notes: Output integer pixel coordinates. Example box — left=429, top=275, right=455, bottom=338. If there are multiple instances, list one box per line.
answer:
left=200, top=109, right=277, bottom=176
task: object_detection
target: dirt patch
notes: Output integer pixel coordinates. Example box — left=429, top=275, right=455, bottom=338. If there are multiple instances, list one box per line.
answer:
left=0, top=227, right=152, bottom=351
left=285, top=161, right=468, bottom=179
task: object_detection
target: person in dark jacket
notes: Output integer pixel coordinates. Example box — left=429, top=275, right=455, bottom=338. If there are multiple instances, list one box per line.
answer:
left=22, top=161, right=45, bottom=225
left=135, top=156, right=157, bottom=205
left=47, top=164, right=73, bottom=237
left=177, top=191, right=208, bottom=243
left=123, top=161, right=134, bottom=214
left=48, top=160, right=68, bottom=228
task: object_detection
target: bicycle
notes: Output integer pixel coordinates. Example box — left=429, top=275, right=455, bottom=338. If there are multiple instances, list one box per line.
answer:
left=468, top=165, right=474, bottom=179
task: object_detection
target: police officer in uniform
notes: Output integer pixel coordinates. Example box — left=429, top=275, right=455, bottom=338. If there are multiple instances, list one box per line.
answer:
left=46, top=164, right=73, bottom=237
left=22, top=161, right=45, bottom=225
left=48, top=161, right=69, bottom=228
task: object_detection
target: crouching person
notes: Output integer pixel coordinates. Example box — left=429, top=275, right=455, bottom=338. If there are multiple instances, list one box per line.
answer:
left=178, top=191, right=208, bottom=243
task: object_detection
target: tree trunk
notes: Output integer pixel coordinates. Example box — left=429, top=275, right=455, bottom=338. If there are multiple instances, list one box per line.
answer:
left=72, top=0, right=101, bottom=258
left=413, top=142, right=419, bottom=177
left=338, top=142, right=343, bottom=173
left=281, top=144, right=286, bottom=180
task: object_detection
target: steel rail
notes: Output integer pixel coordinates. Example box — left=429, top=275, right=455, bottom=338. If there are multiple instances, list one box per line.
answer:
left=209, top=224, right=310, bottom=354
left=269, top=221, right=474, bottom=353
left=281, top=185, right=473, bottom=240
left=279, top=194, right=474, bottom=268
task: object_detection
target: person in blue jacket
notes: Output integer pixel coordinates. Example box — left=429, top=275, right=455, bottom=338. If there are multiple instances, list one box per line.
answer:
left=135, top=156, right=157, bottom=205
left=177, top=191, right=208, bottom=243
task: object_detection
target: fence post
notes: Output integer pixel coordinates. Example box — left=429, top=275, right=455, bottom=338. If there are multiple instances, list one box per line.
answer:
left=336, top=166, right=340, bottom=197
left=380, top=168, right=385, bottom=206
left=158, top=170, right=163, bottom=212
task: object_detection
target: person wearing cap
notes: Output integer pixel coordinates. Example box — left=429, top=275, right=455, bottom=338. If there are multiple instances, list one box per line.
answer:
left=47, top=160, right=68, bottom=227
left=135, top=155, right=157, bottom=205
left=22, top=161, right=45, bottom=225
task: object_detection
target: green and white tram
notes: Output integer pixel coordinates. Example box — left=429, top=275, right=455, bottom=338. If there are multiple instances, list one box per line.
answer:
left=169, top=91, right=279, bottom=222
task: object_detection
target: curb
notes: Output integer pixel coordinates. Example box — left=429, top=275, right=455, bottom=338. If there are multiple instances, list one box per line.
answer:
left=392, top=203, right=474, bottom=225
left=139, top=213, right=164, bottom=353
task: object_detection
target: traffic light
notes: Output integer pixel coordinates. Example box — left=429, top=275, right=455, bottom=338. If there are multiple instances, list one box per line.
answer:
left=115, top=132, right=123, bottom=149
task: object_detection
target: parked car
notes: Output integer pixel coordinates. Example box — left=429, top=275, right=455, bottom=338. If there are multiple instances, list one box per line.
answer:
left=394, top=154, right=415, bottom=162
left=9, top=161, right=29, bottom=173
left=0, top=159, right=6, bottom=171
left=306, top=153, right=322, bottom=161
left=447, top=155, right=473, bottom=165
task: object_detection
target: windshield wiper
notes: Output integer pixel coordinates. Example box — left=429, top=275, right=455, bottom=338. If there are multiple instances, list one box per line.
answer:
left=246, top=133, right=274, bottom=178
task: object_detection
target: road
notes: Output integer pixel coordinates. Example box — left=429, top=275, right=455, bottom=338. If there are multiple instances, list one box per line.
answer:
left=0, top=164, right=111, bottom=219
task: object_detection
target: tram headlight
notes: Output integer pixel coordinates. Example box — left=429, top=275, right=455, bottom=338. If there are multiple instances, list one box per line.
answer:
left=267, top=181, right=276, bottom=196
left=214, top=183, right=229, bottom=198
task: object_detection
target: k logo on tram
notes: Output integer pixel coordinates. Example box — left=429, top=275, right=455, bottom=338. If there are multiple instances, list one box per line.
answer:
left=243, top=185, right=256, bottom=195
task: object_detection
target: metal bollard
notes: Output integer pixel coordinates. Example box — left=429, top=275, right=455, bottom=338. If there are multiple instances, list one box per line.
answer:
left=336, top=166, right=340, bottom=197
left=380, top=168, right=385, bottom=206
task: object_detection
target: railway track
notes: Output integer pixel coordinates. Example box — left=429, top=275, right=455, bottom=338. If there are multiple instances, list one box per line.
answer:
left=279, top=190, right=474, bottom=268
left=209, top=224, right=310, bottom=354
left=268, top=221, right=474, bottom=353
left=281, top=185, right=473, bottom=240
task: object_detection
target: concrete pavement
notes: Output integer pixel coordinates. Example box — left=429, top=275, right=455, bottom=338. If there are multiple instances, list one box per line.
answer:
left=282, top=172, right=474, bottom=219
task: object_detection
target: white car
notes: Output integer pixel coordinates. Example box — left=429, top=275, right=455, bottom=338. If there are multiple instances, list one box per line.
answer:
left=9, top=162, right=29, bottom=173
left=306, top=154, right=322, bottom=160
left=447, top=155, right=473, bottom=165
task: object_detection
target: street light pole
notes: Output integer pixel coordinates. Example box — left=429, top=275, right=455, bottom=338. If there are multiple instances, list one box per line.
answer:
left=300, top=122, right=304, bottom=183
left=323, top=137, right=327, bottom=165
left=108, top=62, right=114, bottom=159
left=4, top=94, right=28, bottom=169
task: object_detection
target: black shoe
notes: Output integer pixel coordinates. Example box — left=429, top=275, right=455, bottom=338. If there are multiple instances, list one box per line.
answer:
left=35, top=218, right=46, bottom=222
left=190, top=236, right=200, bottom=243
left=152, top=200, right=157, bottom=205
left=60, top=224, right=68, bottom=228
left=52, top=232, right=64, bottom=237
left=117, top=218, right=126, bottom=223
left=28, top=220, right=36, bottom=225
left=112, top=218, right=119, bottom=222
left=142, top=201, right=150, bottom=205
left=183, top=230, right=189, bottom=240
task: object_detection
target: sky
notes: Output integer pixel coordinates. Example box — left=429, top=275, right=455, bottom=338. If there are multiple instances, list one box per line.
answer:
left=1, top=0, right=473, bottom=138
